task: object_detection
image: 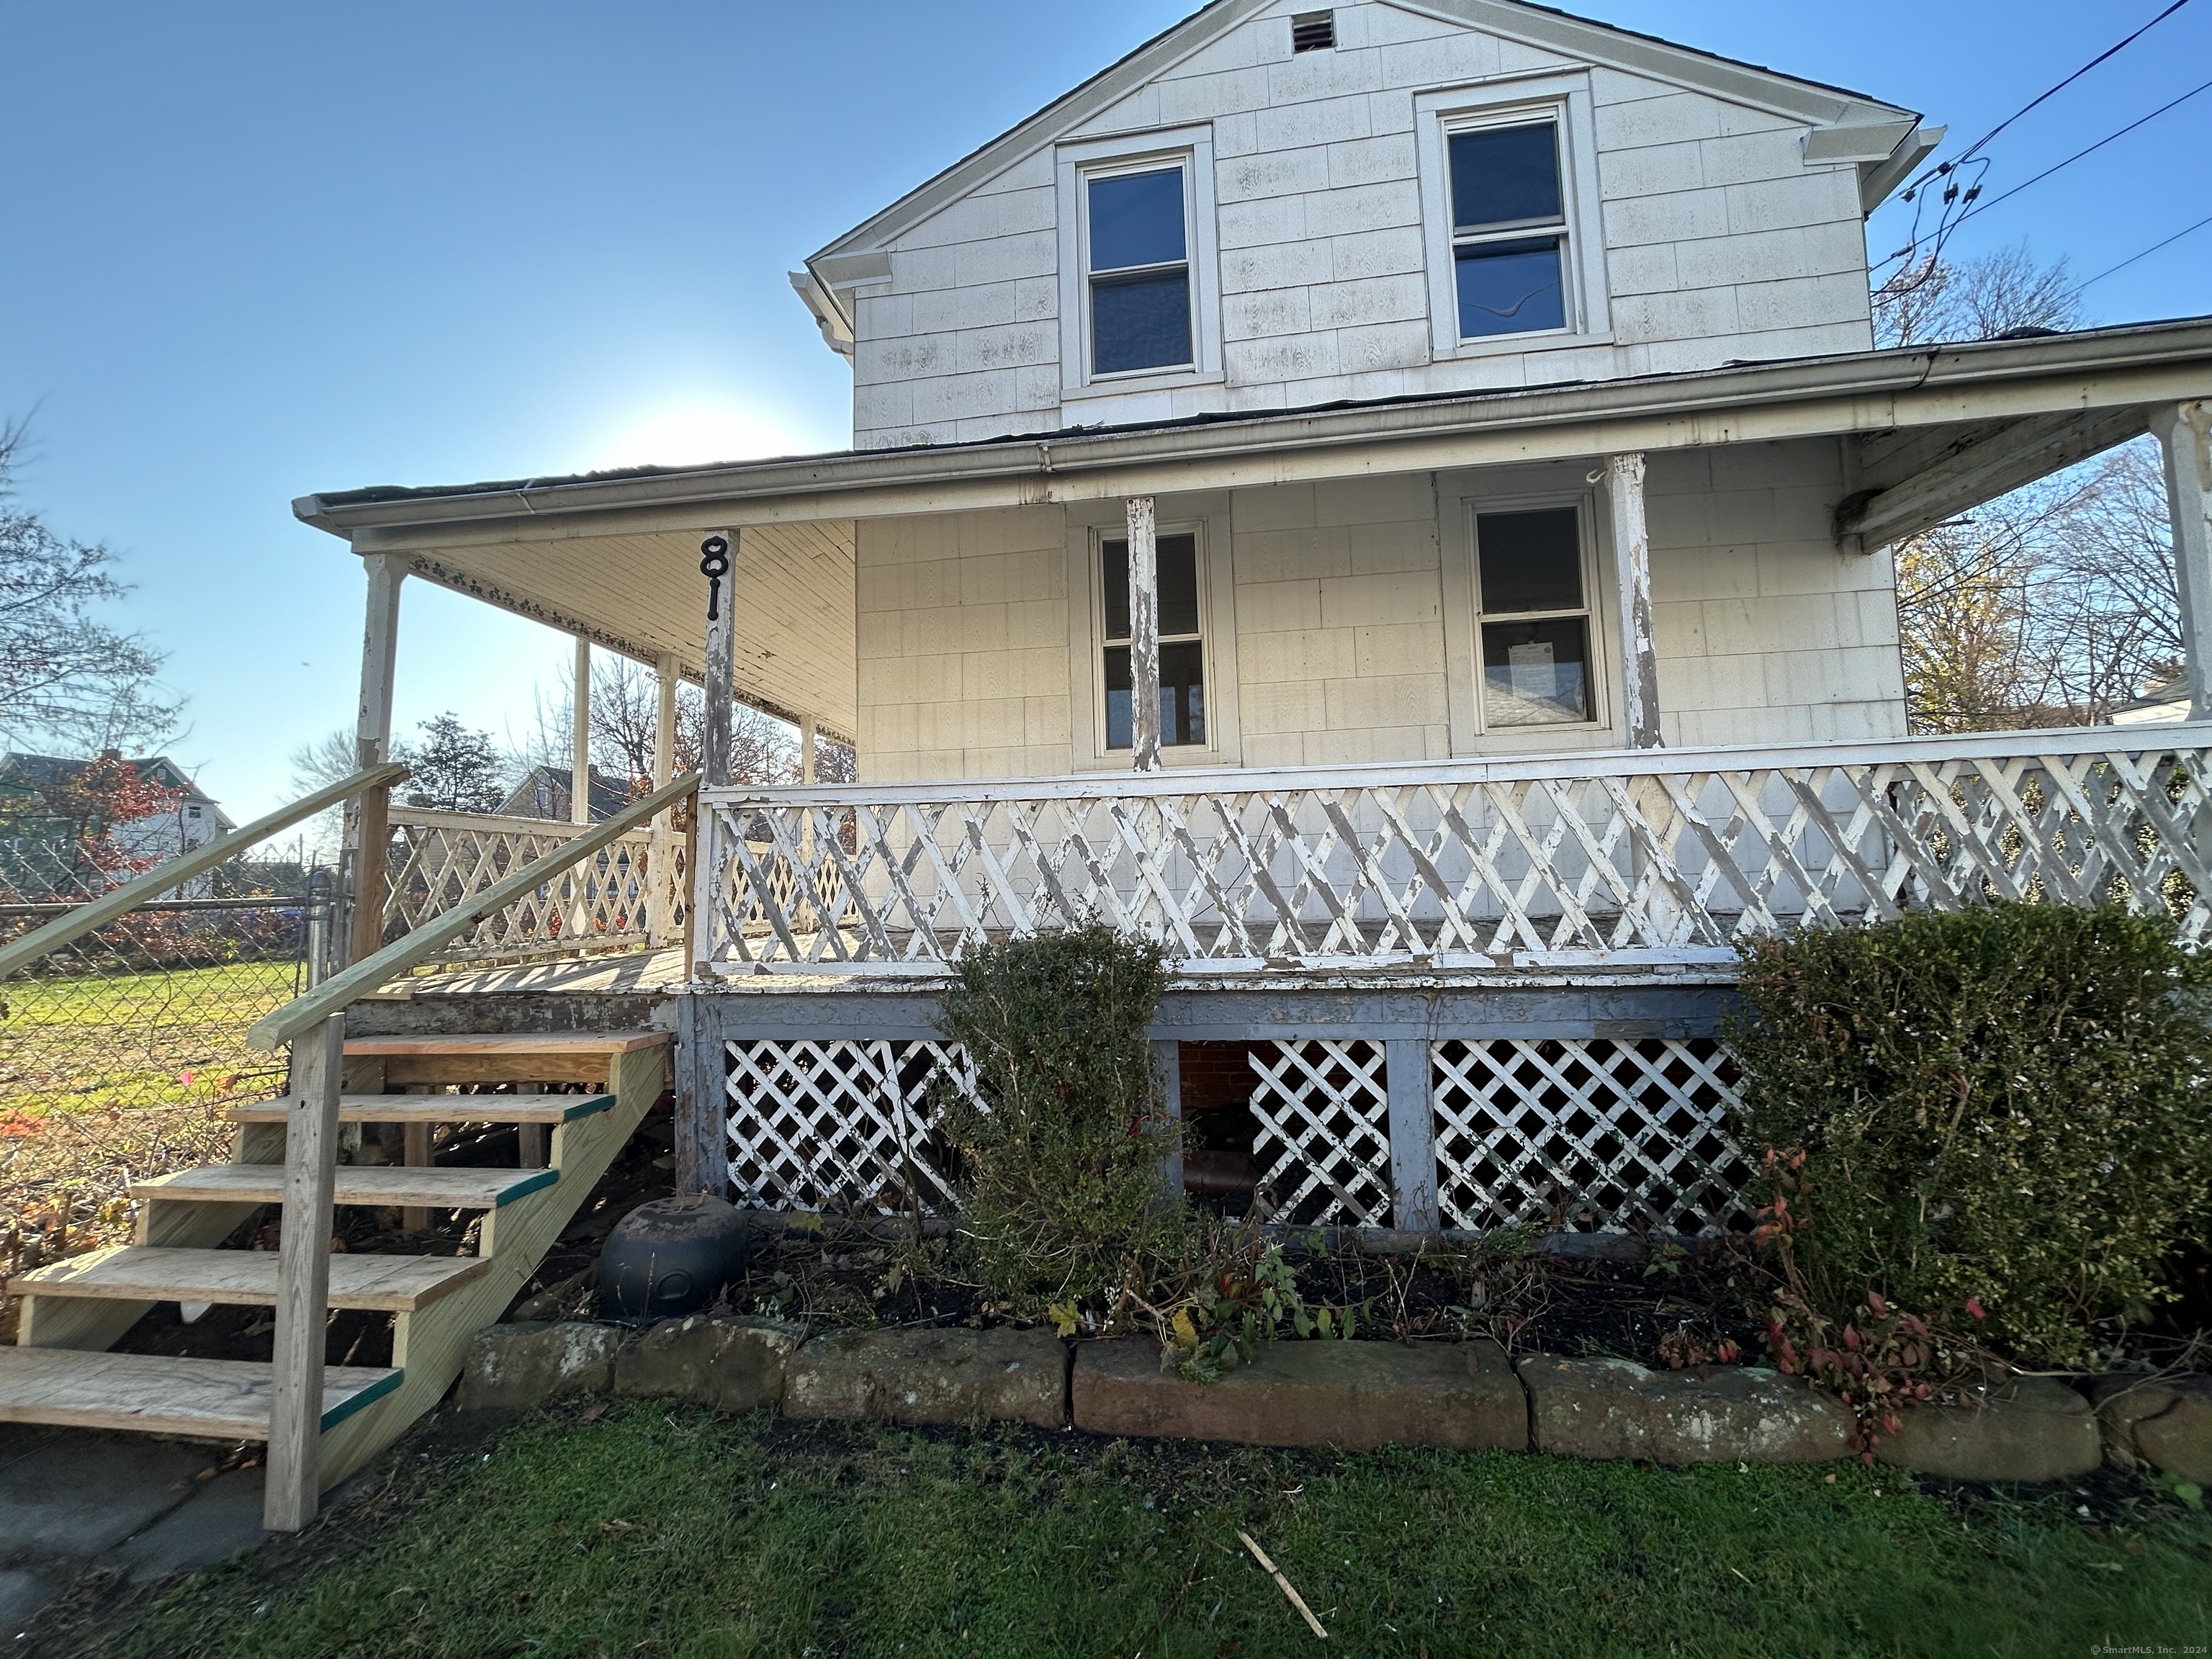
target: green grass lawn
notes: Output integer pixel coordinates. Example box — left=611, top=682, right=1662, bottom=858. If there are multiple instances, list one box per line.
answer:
left=112, top=1400, right=2211, bottom=1659
left=0, top=959, right=297, bottom=1118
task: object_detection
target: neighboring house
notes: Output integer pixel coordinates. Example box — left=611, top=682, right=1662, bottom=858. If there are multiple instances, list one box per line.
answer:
left=497, top=765, right=634, bottom=822
left=0, top=752, right=235, bottom=896
left=2112, top=673, right=2191, bottom=726
left=293, top=0, right=2212, bottom=1238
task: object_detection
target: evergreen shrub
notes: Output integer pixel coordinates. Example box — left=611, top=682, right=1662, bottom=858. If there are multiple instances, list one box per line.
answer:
left=933, top=925, right=1182, bottom=1311
left=1729, top=902, right=2212, bottom=1365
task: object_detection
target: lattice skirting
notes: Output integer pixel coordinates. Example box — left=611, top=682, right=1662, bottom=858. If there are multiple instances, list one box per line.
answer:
left=720, top=1035, right=1750, bottom=1234
left=1431, top=1038, right=1752, bottom=1234
left=723, top=1039, right=973, bottom=1215
left=1248, top=1040, right=1393, bottom=1228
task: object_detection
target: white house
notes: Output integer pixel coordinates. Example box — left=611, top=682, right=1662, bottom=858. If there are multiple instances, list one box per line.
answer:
left=292, top=0, right=2212, bottom=1238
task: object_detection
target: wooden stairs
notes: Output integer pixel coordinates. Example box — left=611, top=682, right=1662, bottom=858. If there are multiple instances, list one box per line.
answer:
left=0, top=1029, right=666, bottom=1492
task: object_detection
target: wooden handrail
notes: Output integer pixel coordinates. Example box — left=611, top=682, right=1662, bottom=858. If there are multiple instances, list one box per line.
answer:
left=246, top=772, right=700, bottom=1051
left=0, top=762, right=408, bottom=984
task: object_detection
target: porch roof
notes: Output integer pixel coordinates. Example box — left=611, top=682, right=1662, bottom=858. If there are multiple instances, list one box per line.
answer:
left=295, top=316, right=2212, bottom=737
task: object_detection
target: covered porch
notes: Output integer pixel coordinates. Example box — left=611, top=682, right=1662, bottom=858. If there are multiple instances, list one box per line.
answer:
left=305, top=320, right=2212, bottom=1238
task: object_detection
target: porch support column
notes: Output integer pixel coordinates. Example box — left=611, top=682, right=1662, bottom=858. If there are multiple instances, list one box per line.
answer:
left=345, top=553, right=405, bottom=967
left=799, top=714, right=817, bottom=783
left=570, top=635, right=593, bottom=824
left=649, top=652, right=679, bottom=949
left=2152, top=403, right=2212, bottom=719
left=1125, top=496, right=1162, bottom=771
left=1606, top=453, right=1663, bottom=749
left=701, top=531, right=735, bottom=788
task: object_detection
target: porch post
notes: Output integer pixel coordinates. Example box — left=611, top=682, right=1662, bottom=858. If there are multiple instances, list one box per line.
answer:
left=570, top=635, right=594, bottom=824
left=649, top=652, right=679, bottom=948
left=701, top=531, right=735, bottom=788
left=1605, top=454, right=1663, bottom=749
left=1125, top=495, right=1162, bottom=771
left=2152, top=403, right=2212, bottom=719
left=345, top=554, right=405, bottom=966
left=800, top=714, right=817, bottom=784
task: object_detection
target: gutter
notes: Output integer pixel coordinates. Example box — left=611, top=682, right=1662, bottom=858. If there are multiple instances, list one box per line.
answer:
left=295, top=316, right=2212, bottom=538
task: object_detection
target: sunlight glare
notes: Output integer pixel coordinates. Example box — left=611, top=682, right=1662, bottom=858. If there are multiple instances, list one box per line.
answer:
left=590, top=401, right=823, bottom=469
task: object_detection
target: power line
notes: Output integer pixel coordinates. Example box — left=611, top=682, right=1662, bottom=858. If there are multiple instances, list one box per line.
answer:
left=1880, top=0, right=2200, bottom=277
left=2075, top=209, right=2212, bottom=292
left=1952, top=73, right=2212, bottom=230
left=1951, top=0, right=2198, bottom=167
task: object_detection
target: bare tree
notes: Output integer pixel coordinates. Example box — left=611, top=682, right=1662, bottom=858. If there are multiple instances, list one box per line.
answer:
left=1897, top=440, right=2179, bottom=732
left=511, top=652, right=800, bottom=793
left=0, top=423, right=179, bottom=753
left=1873, top=242, right=2082, bottom=349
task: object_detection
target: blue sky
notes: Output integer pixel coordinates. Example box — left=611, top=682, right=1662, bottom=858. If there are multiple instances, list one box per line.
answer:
left=2, top=0, right=2207, bottom=819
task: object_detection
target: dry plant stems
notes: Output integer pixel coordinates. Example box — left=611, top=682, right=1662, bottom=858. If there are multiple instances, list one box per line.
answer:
left=1441, top=1224, right=1552, bottom=1353
left=932, top=926, right=1183, bottom=1319
left=1130, top=1221, right=1364, bottom=1382
left=1727, top=902, right=2212, bottom=1367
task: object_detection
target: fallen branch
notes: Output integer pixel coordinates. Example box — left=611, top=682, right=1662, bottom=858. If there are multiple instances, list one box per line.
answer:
left=1237, top=1529, right=1327, bottom=1640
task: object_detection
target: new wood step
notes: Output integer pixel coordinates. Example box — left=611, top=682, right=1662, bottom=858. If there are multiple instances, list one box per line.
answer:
left=132, top=1164, right=557, bottom=1210
left=342, top=1033, right=667, bottom=1056
left=7, top=1246, right=492, bottom=1313
left=227, top=1093, right=612, bottom=1127
left=0, top=1346, right=401, bottom=1439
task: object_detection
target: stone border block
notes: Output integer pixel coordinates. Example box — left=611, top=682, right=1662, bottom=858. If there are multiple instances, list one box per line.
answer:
left=1516, top=1356, right=1853, bottom=1464
left=783, top=1326, right=1070, bottom=1428
left=1876, top=1377, right=2101, bottom=1483
left=1073, top=1338, right=1527, bottom=1451
left=455, top=1321, right=625, bottom=1411
left=614, top=1315, right=804, bottom=1413
left=2090, top=1374, right=2212, bottom=1484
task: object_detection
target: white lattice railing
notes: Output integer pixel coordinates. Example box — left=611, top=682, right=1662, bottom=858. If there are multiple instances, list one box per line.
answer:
left=384, top=806, right=683, bottom=963
left=695, top=727, right=2212, bottom=976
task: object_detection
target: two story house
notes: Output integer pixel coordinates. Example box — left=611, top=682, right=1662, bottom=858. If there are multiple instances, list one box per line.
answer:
left=293, top=0, right=2212, bottom=1239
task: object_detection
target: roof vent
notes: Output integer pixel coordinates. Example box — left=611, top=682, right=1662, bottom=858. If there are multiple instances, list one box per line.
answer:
left=1292, top=10, right=1335, bottom=52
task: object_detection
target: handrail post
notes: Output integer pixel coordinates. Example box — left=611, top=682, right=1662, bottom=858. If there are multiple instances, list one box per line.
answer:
left=264, top=1013, right=343, bottom=1532
left=348, top=782, right=391, bottom=965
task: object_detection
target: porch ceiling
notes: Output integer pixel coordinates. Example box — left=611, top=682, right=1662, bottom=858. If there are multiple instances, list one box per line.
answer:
left=405, top=519, right=856, bottom=742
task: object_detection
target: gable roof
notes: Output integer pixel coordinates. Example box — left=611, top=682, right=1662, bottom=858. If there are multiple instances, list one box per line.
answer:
left=808, top=0, right=1923, bottom=284
left=496, top=765, right=632, bottom=823
left=0, top=753, right=218, bottom=805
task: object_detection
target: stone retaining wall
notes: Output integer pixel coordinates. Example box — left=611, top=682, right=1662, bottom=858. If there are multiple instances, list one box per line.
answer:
left=455, top=1318, right=2208, bottom=1486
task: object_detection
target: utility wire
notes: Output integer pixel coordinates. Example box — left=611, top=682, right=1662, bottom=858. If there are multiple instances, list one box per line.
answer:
left=1950, top=0, right=2198, bottom=167
left=2075, top=209, right=2212, bottom=292
left=1952, top=73, right=2212, bottom=230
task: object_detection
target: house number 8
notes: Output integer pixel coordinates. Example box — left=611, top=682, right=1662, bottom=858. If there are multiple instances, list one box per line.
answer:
left=698, top=534, right=731, bottom=622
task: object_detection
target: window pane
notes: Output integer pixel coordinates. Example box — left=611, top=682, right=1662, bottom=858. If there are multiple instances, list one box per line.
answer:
left=1104, top=644, right=1133, bottom=750
left=1455, top=238, right=1565, bottom=338
left=1089, top=168, right=1186, bottom=271
left=1093, top=269, right=1192, bottom=374
left=1161, top=639, right=1206, bottom=746
left=1449, top=124, right=1562, bottom=230
left=1102, top=540, right=1130, bottom=642
left=1477, top=508, right=1583, bottom=613
left=1481, top=617, right=1591, bottom=725
left=1158, top=534, right=1200, bottom=637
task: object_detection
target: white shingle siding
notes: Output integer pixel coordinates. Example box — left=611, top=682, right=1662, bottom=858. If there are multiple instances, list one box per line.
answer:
left=848, top=1, right=1879, bottom=449
left=851, top=443, right=1903, bottom=781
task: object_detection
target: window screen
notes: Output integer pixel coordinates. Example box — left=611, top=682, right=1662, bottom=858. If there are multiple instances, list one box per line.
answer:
left=1088, top=168, right=1192, bottom=375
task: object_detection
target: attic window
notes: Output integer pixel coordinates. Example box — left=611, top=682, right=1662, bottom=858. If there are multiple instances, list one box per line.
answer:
left=1291, top=11, right=1334, bottom=51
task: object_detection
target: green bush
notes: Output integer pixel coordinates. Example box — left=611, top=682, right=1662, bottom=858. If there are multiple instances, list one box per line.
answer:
left=933, top=925, right=1182, bottom=1311
left=1728, top=903, right=2212, bottom=1365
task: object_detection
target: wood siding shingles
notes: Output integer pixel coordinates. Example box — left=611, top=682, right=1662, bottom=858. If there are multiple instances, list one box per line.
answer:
left=849, top=1, right=1877, bottom=449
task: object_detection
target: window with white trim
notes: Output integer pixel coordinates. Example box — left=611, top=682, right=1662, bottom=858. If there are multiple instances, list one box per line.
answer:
left=1100, top=531, right=1205, bottom=750
left=1447, top=120, right=1569, bottom=340
left=1474, top=506, right=1593, bottom=727
left=1084, top=163, right=1194, bottom=377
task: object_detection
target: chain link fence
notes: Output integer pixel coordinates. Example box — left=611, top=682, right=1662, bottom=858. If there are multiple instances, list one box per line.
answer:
left=0, top=840, right=337, bottom=1328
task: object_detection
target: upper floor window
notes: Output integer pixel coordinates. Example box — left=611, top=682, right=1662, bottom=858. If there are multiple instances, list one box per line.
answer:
left=1448, top=122, right=1567, bottom=340
left=1475, top=506, right=1593, bottom=727
left=1416, top=76, right=1611, bottom=362
left=1086, top=166, right=1192, bottom=377
left=1100, top=531, right=1205, bottom=750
